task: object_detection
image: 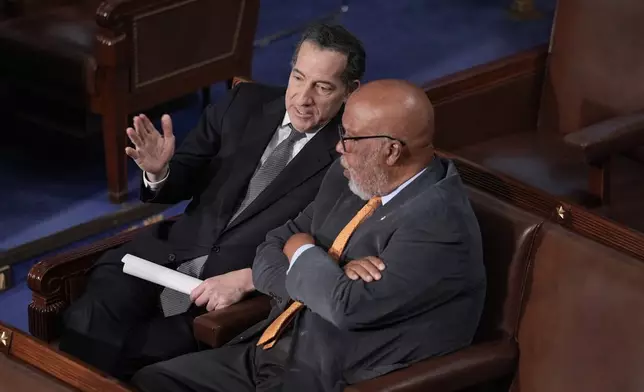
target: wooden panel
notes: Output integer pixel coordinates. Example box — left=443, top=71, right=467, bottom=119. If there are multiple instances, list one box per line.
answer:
left=424, top=46, right=548, bottom=150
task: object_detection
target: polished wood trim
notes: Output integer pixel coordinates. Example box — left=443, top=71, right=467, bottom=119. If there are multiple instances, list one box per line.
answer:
left=439, top=150, right=644, bottom=261
left=424, top=45, right=548, bottom=105
left=0, top=322, right=132, bottom=391
left=27, top=217, right=178, bottom=341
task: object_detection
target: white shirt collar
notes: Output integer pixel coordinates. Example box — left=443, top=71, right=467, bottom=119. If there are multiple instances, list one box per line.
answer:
left=281, top=111, right=326, bottom=141
left=381, top=168, right=427, bottom=205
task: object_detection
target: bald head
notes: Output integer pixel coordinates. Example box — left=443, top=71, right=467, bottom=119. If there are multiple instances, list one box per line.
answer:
left=338, top=79, right=437, bottom=200
left=344, top=79, right=435, bottom=151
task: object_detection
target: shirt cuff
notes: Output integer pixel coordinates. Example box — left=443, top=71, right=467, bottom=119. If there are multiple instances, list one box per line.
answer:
left=143, top=167, right=170, bottom=191
left=287, top=244, right=316, bottom=274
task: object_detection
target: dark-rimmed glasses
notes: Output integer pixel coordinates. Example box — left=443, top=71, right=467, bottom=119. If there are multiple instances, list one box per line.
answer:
left=338, top=125, right=407, bottom=152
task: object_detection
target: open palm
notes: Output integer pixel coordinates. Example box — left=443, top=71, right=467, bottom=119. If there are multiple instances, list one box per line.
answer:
left=125, top=114, right=175, bottom=176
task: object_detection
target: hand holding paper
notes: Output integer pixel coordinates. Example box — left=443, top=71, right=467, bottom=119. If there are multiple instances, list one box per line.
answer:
left=121, top=254, right=203, bottom=295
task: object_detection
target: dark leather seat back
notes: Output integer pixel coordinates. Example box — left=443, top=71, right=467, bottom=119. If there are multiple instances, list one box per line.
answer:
left=512, top=223, right=644, bottom=392
left=466, top=186, right=542, bottom=342
left=539, top=0, right=644, bottom=136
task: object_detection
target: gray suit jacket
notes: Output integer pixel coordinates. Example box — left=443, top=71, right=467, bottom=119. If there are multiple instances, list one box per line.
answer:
left=242, top=156, right=486, bottom=391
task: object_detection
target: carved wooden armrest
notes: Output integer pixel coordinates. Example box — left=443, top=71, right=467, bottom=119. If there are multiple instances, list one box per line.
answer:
left=564, top=112, right=644, bottom=163
left=27, top=224, right=149, bottom=342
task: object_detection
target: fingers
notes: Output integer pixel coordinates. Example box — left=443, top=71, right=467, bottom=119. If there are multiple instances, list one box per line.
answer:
left=125, top=146, right=140, bottom=160
left=360, top=260, right=382, bottom=280
left=126, top=127, right=144, bottom=148
left=190, top=283, right=206, bottom=302
left=139, top=114, right=156, bottom=135
left=348, top=264, right=379, bottom=282
left=161, top=114, right=174, bottom=138
left=206, top=298, right=220, bottom=312
left=194, top=290, right=210, bottom=307
left=343, top=257, right=386, bottom=282
left=345, top=267, right=360, bottom=280
left=363, top=256, right=386, bottom=271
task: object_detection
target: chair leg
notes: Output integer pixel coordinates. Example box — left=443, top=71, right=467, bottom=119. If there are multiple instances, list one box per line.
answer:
left=588, top=159, right=611, bottom=205
left=102, top=109, right=129, bottom=203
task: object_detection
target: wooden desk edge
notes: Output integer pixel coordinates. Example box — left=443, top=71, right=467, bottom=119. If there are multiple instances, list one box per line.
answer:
left=0, top=322, right=132, bottom=391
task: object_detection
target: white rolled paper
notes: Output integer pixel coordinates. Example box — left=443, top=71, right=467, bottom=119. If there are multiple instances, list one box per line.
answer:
left=121, top=254, right=203, bottom=295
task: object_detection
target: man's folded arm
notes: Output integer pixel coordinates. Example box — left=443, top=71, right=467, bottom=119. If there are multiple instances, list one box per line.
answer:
left=285, top=222, right=469, bottom=330
left=252, top=201, right=315, bottom=302
left=142, top=84, right=243, bottom=203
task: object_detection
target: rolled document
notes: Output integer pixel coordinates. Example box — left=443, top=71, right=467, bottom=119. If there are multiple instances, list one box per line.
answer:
left=121, top=254, right=203, bottom=295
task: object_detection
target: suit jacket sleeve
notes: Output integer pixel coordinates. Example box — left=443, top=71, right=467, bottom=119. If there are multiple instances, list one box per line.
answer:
left=285, top=209, right=471, bottom=330
left=252, top=201, right=315, bottom=303
left=140, top=84, right=243, bottom=204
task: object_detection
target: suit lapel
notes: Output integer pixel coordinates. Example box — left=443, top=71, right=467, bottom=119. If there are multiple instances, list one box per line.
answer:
left=205, top=96, right=286, bottom=227
left=340, top=157, right=447, bottom=258
left=226, top=114, right=341, bottom=230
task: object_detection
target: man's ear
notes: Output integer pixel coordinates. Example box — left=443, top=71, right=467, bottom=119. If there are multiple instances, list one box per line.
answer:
left=349, top=80, right=360, bottom=93
left=344, top=80, right=360, bottom=101
left=385, top=143, right=403, bottom=166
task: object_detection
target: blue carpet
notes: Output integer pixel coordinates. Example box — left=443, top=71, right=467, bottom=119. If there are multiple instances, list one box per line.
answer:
left=0, top=0, right=556, bottom=332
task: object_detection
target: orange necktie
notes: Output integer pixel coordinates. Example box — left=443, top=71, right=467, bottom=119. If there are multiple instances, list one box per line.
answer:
left=257, top=196, right=382, bottom=349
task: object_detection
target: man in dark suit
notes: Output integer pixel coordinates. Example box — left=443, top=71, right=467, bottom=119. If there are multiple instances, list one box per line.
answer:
left=58, top=23, right=366, bottom=380
left=132, top=79, right=487, bottom=392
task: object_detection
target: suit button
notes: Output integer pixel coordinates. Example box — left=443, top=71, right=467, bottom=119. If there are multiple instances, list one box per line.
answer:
left=212, top=246, right=220, bottom=253
left=168, top=253, right=176, bottom=262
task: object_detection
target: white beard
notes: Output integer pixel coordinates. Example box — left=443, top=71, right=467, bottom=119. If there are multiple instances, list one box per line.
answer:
left=348, top=177, right=372, bottom=201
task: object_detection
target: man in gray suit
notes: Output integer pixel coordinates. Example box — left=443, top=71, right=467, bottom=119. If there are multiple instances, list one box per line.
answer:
left=132, top=79, right=487, bottom=392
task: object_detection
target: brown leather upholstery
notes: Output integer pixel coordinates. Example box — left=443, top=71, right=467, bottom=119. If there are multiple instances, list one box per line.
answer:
left=539, top=0, right=644, bottom=138
left=25, top=158, right=644, bottom=390
left=193, top=295, right=271, bottom=348
left=192, top=185, right=543, bottom=391
left=426, top=0, right=644, bottom=212
left=467, top=186, right=540, bottom=342
left=0, top=0, right=259, bottom=202
left=511, top=223, right=644, bottom=392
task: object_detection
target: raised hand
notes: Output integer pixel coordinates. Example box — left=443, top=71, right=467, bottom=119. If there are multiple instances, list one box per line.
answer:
left=125, top=114, right=175, bottom=178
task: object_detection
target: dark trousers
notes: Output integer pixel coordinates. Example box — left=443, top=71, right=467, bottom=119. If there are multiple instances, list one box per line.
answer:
left=58, top=245, right=205, bottom=380
left=131, top=339, right=287, bottom=392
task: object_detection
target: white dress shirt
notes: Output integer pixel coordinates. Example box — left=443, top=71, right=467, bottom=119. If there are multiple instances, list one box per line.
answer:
left=143, top=112, right=319, bottom=191
left=288, top=167, right=428, bottom=271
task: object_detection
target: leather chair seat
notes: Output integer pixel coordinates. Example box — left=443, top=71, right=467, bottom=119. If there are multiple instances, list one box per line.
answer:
left=456, top=131, right=644, bottom=227
left=455, top=131, right=590, bottom=201
left=0, top=5, right=97, bottom=100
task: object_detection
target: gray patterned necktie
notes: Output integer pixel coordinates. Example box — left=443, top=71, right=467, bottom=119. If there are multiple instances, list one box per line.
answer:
left=228, top=125, right=306, bottom=224
left=160, top=255, right=208, bottom=317
left=159, top=126, right=305, bottom=317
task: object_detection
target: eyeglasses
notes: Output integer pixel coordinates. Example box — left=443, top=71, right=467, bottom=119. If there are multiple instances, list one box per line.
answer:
left=338, top=125, right=407, bottom=152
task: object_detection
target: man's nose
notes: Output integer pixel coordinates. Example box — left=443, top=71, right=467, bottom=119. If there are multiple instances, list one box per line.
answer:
left=336, top=140, right=345, bottom=154
left=297, top=87, right=314, bottom=105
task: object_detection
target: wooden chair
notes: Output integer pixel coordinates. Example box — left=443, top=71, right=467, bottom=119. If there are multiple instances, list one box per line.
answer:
left=27, top=151, right=644, bottom=390
left=0, top=321, right=132, bottom=391
left=0, top=0, right=259, bottom=202
left=424, top=0, right=644, bottom=212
